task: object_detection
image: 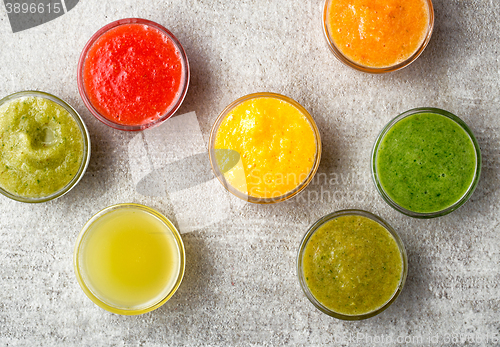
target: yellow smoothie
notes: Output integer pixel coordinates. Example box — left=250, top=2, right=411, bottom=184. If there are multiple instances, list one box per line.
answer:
left=75, top=205, right=183, bottom=314
left=214, top=95, right=318, bottom=200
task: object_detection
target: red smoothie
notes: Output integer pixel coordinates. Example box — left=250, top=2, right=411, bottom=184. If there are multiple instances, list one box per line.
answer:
left=80, top=20, right=188, bottom=129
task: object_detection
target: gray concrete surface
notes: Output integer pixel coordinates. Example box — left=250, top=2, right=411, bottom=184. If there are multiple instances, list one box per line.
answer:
left=0, top=0, right=499, bottom=346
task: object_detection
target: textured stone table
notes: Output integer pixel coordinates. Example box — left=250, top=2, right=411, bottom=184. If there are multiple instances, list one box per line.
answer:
left=0, top=0, right=499, bottom=346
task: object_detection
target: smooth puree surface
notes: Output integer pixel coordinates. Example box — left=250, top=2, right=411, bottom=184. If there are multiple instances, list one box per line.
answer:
left=326, top=0, right=430, bottom=68
left=376, top=113, right=477, bottom=213
left=80, top=208, right=180, bottom=309
left=214, top=97, right=316, bottom=199
left=303, top=215, right=403, bottom=316
left=83, top=23, right=184, bottom=126
left=0, top=96, right=84, bottom=198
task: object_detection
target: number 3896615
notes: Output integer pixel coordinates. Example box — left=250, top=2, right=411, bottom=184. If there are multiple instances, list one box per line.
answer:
left=5, top=2, right=62, bottom=14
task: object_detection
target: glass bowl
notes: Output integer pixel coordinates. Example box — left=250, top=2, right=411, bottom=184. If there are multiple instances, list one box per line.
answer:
left=0, top=90, right=91, bottom=203
left=371, top=107, right=481, bottom=218
left=74, top=203, right=185, bottom=315
left=297, top=209, right=408, bottom=320
left=208, top=92, right=322, bottom=204
left=323, top=0, right=434, bottom=73
left=77, top=18, right=190, bottom=131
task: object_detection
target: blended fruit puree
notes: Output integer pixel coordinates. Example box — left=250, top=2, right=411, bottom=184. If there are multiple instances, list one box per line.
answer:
left=0, top=96, right=84, bottom=198
left=83, top=24, right=184, bottom=126
left=376, top=113, right=477, bottom=213
left=215, top=97, right=316, bottom=199
left=326, top=0, right=429, bottom=68
left=303, top=215, right=403, bottom=315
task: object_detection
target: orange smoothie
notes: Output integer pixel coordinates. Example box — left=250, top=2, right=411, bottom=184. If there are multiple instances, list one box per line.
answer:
left=325, top=0, right=430, bottom=68
left=214, top=95, right=318, bottom=200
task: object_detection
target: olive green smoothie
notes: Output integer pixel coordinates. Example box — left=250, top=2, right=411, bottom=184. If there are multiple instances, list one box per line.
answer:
left=0, top=96, right=85, bottom=199
left=301, top=214, right=404, bottom=317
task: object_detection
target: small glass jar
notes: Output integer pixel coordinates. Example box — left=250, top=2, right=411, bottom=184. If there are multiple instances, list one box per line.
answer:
left=297, top=209, right=408, bottom=320
left=0, top=91, right=91, bottom=203
left=74, top=203, right=185, bottom=315
left=322, top=0, right=434, bottom=73
left=77, top=18, right=190, bottom=131
left=208, top=92, right=322, bottom=204
left=372, top=108, right=481, bottom=218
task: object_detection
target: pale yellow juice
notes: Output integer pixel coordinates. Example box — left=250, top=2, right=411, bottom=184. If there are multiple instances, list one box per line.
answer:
left=78, top=207, right=181, bottom=310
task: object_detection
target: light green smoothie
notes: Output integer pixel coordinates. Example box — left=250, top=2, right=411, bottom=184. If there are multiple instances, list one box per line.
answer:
left=0, top=96, right=84, bottom=198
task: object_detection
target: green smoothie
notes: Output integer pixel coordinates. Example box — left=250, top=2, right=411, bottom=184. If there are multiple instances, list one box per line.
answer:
left=375, top=112, right=477, bottom=213
left=302, top=215, right=403, bottom=316
left=0, top=96, right=84, bottom=198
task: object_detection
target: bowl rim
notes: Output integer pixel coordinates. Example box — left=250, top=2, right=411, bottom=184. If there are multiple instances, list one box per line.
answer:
left=77, top=18, right=190, bottom=131
left=0, top=90, right=91, bottom=203
left=371, top=107, right=482, bottom=218
left=322, top=0, right=435, bottom=73
left=208, top=92, right=322, bottom=204
left=73, top=203, right=186, bottom=315
left=296, top=209, right=408, bottom=320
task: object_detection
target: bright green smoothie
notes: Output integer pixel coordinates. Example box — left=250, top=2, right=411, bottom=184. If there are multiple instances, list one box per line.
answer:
left=376, top=112, right=477, bottom=213
left=0, top=96, right=84, bottom=198
left=303, top=215, right=403, bottom=316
